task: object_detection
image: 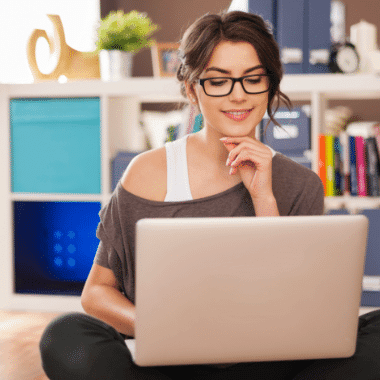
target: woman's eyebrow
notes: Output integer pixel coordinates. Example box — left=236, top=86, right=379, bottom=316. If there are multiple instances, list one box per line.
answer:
left=204, top=65, right=264, bottom=75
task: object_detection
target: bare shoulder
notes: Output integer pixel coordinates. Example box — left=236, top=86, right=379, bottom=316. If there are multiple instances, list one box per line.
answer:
left=121, top=147, right=167, bottom=201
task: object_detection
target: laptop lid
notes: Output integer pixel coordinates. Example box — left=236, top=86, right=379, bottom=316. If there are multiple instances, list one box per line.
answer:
left=134, top=215, right=368, bottom=366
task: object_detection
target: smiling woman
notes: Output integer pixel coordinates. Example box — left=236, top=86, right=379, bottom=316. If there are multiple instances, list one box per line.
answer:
left=39, top=10, right=380, bottom=380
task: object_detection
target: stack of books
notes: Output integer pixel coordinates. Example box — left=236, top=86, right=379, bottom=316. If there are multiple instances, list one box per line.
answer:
left=318, top=122, right=380, bottom=197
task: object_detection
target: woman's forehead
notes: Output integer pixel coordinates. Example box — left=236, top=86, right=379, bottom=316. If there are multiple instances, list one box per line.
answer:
left=205, top=40, right=262, bottom=73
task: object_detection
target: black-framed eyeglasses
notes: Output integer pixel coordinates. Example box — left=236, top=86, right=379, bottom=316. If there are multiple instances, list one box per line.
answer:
left=197, top=74, right=270, bottom=97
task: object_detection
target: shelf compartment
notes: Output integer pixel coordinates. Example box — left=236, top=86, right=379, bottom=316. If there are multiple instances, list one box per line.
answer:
left=10, top=97, right=101, bottom=194
left=13, top=200, right=101, bottom=296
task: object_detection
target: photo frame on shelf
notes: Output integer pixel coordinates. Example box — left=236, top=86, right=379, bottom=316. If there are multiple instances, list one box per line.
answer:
left=151, top=42, right=180, bottom=77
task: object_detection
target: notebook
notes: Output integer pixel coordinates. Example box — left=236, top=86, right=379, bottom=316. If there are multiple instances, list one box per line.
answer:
left=129, top=215, right=368, bottom=366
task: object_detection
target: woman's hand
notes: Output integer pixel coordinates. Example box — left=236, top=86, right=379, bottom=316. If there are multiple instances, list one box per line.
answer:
left=221, top=136, right=279, bottom=216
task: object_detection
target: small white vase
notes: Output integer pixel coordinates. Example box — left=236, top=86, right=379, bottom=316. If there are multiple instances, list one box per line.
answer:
left=99, top=50, right=133, bottom=81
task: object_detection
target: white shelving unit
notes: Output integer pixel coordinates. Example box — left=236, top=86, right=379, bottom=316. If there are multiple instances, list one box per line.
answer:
left=0, top=73, right=380, bottom=312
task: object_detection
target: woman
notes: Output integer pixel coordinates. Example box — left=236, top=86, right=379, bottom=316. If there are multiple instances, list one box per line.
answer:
left=40, top=11, right=380, bottom=380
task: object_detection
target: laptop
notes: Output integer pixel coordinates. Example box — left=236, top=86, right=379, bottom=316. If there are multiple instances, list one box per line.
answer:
left=129, top=215, right=368, bottom=366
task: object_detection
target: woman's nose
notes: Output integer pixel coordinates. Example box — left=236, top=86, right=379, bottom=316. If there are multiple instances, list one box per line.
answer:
left=229, top=80, right=247, bottom=101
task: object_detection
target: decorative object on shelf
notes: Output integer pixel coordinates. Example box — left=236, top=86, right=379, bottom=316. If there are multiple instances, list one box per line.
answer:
left=96, top=10, right=158, bottom=81
left=27, top=14, right=100, bottom=82
left=369, top=51, right=380, bottom=75
left=325, top=106, right=353, bottom=135
left=329, top=42, right=360, bottom=73
left=330, top=1, right=346, bottom=46
left=350, top=20, right=378, bottom=73
left=141, top=110, right=184, bottom=149
left=151, top=43, right=181, bottom=77
left=329, top=1, right=360, bottom=74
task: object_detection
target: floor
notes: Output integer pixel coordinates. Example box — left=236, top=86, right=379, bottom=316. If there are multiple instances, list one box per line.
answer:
left=0, top=310, right=61, bottom=380
left=1, top=307, right=379, bottom=380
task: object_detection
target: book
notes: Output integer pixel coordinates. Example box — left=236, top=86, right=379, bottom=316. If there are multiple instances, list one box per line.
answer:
left=355, top=136, right=367, bottom=197
left=366, top=137, right=380, bottom=196
left=318, top=134, right=327, bottom=195
left=339, top=131, right=351, bottom=195
left=349, top=135, right=358, bottom=196
left=334, top=136, right=342, bottom=195
left=325, top=135, right=335, bottom=196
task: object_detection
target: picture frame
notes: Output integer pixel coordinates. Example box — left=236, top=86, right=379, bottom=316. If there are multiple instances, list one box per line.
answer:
left=151, top=42, right=181, bottom=77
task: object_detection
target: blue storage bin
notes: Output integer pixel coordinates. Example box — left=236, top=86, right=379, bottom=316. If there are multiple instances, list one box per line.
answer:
left=261, top=107, right=311, bottom=156
left=325, top=209, right=350, bottom=216
left=112, top=151, right=140, bottom=191
left=13, top=201, right=101, bottom=296
left=10, top=98, right=101, bottom=194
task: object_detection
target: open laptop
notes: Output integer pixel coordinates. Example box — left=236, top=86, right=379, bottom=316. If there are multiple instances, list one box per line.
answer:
left=128, top=215, right=368, bottom=366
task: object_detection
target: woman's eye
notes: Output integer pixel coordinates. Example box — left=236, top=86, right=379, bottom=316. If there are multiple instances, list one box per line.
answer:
left=245, top=77, right=261, bottom=84
left=209, top=79, right=228, bottom=87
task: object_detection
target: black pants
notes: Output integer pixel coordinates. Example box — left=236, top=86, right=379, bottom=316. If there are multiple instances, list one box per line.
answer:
left=40, top=310, right=380, bottom=380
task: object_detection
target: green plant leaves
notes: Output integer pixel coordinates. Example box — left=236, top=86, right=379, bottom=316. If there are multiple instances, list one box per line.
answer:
left=96, top=10, right=159, bottom=53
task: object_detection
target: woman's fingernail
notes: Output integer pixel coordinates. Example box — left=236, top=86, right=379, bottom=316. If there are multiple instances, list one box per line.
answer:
left=226, top=157, right=230, bottom=166
left=220, top=137, right=228, bottom=142
left=229, top=167, right=234, bottom=175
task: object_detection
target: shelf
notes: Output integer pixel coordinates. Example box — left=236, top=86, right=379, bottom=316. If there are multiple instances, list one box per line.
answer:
left=324, top=196, right=380, bottom=212
left=281, top=73, right=380, bottom=100
left=1, top=73, right=380, bottom=311
left=3, top=74, right=380, bottom=101
left=11, top=193, right=103, bottom=202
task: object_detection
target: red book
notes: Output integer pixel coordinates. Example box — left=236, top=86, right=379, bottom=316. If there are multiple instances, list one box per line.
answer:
left=355, top=136, right=367, bottom=197
left=318, top=135, right=327, bottom=196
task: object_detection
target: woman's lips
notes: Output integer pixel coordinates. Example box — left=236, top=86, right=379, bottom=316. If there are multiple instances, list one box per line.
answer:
left=222, top=109, right=253, bottom=121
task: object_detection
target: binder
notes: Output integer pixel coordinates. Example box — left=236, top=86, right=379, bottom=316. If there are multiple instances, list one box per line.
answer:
left=277, top=0, right=305, bottom=74
left=304, top=0, right=331, bottom=73
left=229, top=0, right=332, bottom=75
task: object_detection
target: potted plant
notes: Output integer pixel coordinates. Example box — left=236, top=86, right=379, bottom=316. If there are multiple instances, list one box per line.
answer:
left=96, top=10, right=159, bottom=80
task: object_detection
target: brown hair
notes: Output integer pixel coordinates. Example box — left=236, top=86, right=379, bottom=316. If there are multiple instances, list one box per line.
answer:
left=177, top=10, right=292, bottom=130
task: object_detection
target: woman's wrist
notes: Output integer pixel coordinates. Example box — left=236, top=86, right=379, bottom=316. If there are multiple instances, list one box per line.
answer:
left=251, top=194, right=280, bottom=217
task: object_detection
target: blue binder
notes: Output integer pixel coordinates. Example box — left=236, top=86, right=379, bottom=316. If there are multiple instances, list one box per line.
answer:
left=304, top=0, right=331, bottom=73
left=276, top=0, right=305, bottom=74
left=360, top=209, right=380, bottom=306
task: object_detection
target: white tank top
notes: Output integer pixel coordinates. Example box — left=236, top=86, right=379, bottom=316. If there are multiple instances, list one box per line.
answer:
left=164, top=135, right=277, bottom=202
left=164, top=135, right=193, bottom=202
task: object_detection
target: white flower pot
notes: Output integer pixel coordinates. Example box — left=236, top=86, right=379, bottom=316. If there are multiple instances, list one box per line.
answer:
left=99, top=50, right=133, bottom=81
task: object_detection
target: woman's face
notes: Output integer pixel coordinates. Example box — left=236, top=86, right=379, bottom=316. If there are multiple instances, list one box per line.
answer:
left=189, top=40, right=269, bottom=138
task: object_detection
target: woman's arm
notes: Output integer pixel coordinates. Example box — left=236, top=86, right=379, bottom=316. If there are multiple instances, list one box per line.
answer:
left=81, top=263, right=136, bottom=337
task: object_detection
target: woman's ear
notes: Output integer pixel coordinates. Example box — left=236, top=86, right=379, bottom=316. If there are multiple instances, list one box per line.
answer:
left=185, top=82, right=198, bottom=105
